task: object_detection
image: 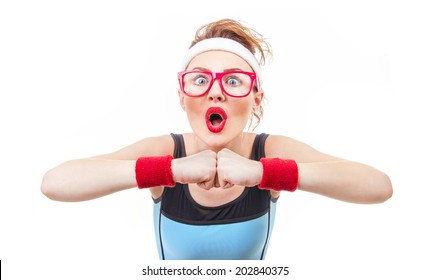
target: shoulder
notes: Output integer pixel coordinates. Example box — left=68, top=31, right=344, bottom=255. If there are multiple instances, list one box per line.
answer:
left=264, top=134, right=307, bottom=157
left=94, top=134, right=175, bottom=160
left=265, top=134, right=341, bottom=162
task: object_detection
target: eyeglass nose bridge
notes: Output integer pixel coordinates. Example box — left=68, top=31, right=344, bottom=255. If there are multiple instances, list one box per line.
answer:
left=207, top=72, right=227, bottom=94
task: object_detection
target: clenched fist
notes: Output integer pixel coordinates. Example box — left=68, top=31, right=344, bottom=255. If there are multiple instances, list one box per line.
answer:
left=171, top=149, right=263, bottom=190
left=171, top=150, right=217, bottom=190
left=216, top=148, right=263, bottom=189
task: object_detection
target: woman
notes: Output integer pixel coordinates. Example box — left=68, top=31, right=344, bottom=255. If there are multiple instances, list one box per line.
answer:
left=41, top=19, right=392, bottom=260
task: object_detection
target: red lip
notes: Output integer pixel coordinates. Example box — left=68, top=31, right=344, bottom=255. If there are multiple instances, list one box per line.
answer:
left=205, top=107, right=228, bottom=133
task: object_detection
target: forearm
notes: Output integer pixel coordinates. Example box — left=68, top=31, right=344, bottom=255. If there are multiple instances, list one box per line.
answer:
left=41, top=159, right=137, bottom=202
left=297, top=160, right=392, bottom=204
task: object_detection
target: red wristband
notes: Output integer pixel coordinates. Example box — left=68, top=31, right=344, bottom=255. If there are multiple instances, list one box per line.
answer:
left=135, top=155, right=175, bottom=189
left=258, top=158, right=299, bottom=192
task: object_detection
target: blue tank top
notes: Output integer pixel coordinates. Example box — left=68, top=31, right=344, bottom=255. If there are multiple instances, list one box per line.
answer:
left=153, top=133, right=277, bottom=260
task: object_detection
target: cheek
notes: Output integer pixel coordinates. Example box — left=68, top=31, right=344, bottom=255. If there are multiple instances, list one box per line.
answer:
left=183, top=98, right=204, bottom=118
left=231, top=99, right=253, bottom=116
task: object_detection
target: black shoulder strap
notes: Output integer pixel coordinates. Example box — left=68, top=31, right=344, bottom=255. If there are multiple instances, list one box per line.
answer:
left=170, top=133, right=186, bottom=159
left=251, top=133, right=269, bottom=161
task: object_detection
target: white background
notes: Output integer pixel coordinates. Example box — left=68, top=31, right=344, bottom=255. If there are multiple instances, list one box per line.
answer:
left=1, top=0, right=429, bottom=279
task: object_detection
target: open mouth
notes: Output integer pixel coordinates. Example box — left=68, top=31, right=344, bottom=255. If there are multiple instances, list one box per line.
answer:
left=205, top=107, right=227, bottom=133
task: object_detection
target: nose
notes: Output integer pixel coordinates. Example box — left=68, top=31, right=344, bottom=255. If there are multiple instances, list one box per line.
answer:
left=207, top=79, right=226, bottom=102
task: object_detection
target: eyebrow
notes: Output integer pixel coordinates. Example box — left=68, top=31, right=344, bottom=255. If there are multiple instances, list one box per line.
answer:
left=191, top=67, right=245, bottom=72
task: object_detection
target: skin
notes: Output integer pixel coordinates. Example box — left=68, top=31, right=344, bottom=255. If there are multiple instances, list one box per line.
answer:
left=41, top=50, right=393, bottom=206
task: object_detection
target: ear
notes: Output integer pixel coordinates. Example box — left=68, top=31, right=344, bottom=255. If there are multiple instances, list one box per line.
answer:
left=253, top=90, right=264, bottom=109
left=178, top=89, right=186, bottom=111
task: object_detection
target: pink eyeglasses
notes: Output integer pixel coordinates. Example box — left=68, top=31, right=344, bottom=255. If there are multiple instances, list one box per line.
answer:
left=178, top=70, right=257, bottom=98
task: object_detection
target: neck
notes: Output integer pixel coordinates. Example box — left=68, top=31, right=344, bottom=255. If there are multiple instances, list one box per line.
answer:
left=192, top=132, right=252, bottom=157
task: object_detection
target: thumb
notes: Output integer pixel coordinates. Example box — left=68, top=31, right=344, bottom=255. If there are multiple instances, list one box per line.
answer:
left=214, top=173, right=220, bottom=188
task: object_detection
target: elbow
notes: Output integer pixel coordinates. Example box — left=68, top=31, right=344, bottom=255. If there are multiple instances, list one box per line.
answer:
left=371, top=173, right=393, bottom=203
left=40, top=169, right=66, bottom=201
left=40, top=170, right=56, bottom=200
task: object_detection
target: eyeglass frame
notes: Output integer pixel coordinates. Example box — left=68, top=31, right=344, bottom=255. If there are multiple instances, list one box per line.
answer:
left=177, top=70, right=258, bottom=98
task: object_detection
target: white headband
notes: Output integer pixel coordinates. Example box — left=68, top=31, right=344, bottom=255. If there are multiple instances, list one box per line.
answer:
left=181, top=38, right=263, bottom=89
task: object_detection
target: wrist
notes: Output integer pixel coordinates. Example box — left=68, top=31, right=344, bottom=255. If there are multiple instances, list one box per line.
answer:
left=135, top=155, right=176, bottom=189
left=253, top=160, right=264, bottom=186
left=170, top=158, right=183, bottom=183
left=258, top=158, right=299, bottom=192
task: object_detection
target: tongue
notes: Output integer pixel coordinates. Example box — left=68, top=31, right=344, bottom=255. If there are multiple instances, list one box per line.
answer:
left=210, top=114, right=223, bottom=126
left=212, top=119, right=222, bottom=126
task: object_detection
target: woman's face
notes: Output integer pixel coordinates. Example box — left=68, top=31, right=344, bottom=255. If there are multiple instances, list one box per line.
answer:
left=178, top=50, right=264, bottom=150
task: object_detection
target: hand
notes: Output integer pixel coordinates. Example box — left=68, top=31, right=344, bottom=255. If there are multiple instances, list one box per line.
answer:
left=171, top=150, right=217, bottom=190
left=216, top=148, right=263, bottom=189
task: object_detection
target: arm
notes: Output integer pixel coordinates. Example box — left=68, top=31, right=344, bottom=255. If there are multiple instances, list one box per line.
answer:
left=41, top=135, right=174, bottom=202
left=265, top=135, right=393, bottom=204
left=215, top=135, right=392, bottom=204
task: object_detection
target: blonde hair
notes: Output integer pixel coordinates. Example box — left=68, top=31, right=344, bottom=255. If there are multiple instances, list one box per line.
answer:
left=189, top=19, right=272, bottom=130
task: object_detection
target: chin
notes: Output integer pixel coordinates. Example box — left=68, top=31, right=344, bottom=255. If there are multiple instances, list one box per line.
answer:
left=199, top=128, right=245, bottom=151
left=201, top=133, right=230, bottom=150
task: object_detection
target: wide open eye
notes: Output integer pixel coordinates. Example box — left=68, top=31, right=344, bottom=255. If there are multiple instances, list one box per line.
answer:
left=226, top=77, right=241, bottom=86
left=192, top=74, right=210, bottom=86
left=182, top=72, right=213, bottom=96
left=224, top=74, right=243, bottom=87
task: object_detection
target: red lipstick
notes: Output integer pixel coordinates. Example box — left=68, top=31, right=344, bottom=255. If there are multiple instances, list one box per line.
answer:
left=205, top=107, right=227, bottom=133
